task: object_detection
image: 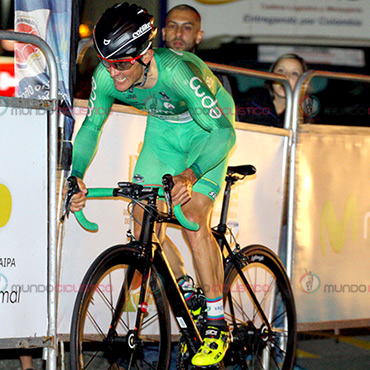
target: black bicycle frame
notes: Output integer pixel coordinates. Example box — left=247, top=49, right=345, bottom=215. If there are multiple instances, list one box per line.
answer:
left=117, top=199, right=203, bottom=357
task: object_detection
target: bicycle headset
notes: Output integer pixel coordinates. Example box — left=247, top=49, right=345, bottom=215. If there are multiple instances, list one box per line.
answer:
left=93, top=2, right=158, bottom=68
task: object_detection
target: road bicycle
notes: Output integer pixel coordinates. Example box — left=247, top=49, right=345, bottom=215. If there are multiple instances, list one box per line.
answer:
left=66, top=164, right=297, bottom=370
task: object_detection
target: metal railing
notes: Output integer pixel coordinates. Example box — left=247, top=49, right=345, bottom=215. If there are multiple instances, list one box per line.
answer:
left=206, top=61, right=293, bottom=130
left=0, top=30, right=59, bottom=370
left=286, top=69, right=370, bottom=279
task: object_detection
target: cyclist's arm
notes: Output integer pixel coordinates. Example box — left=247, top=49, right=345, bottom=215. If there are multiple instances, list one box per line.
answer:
left=171, top=63, right=236, bottom=180
left=71, top=65, right=115, bottom=179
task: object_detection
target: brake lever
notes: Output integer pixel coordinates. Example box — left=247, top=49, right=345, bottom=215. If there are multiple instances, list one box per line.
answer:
left=60, top=176, right=81, bottom=222
left=162, top=174, right=174, bottom=218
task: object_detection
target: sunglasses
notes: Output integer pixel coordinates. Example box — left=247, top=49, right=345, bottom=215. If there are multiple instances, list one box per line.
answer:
left=98, top=54, right=142, bottom=71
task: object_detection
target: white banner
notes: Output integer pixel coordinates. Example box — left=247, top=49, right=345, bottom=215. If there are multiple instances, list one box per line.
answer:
left=57, top=108, right=288, bottom=334
left=0, top=106, right=48, bottom=338
left=168, top=0, right=370, bottom=41
left=292, top=125, right=370, bottom=325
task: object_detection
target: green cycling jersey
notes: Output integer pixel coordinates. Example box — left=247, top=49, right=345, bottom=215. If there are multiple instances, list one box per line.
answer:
left=72, top=48, right=235, bottom=192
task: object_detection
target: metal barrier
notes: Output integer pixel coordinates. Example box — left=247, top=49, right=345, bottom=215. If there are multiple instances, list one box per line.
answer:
left=288, top=70, right=370, bottom=330
left=0, top=30, right=59, bottom=370
left=206, top=61, right=293, bottom=130
left=287, top=69, right=370, bottom=278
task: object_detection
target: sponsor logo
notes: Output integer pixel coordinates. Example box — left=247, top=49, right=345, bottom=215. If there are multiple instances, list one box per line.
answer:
left=132, top=22, right=152, bottom=39
left=103, top=39, right=111, bottom=45
left=0, top=97, right=8, bottom=116
left=300, top=269, right=321, bottom=294
left=321, top=193, right=357, bottom=255
left=159, top=92, right=170, bottom=101
left=250, top=255, right=264, bottom=262
left=189, top=77, right=221, bottom=119
left=164, top=102, right=175, bottom=110
left=0, top=286, right=21, bottom=304
left=15, top=19, right=43, bottom=71
left=0, top=184, right=12, bottom=228
left=0, top=274, right=8, bottom=292
left=87, top=76, right=97, bottom=117
left=0, top=258, right=16, bottom=268
left=324, top=284, right=370, bottom=294
left=133, top=174, right=145, bottom=183
left=205, top=329, right=218, bottom=336
left=208, top=191, right=217, bottom=200
left=144, top=96, right=160, bottom=114
left=301, top=95, right=320, bottom=118
left=125, top=93, right=137, bottom=100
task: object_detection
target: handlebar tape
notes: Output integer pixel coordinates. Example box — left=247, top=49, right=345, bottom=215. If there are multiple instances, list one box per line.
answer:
left=75, top=188, right=114, bottom=231
left=74, top=188, right=199, bottom=232
left=173, top=204, right=199, bottom=231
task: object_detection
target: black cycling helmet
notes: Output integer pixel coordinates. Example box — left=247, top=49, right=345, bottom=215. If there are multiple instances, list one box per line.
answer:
left=93, top=2, right=157, bottom=61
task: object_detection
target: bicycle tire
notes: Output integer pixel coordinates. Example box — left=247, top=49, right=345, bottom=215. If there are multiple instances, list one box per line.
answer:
left=223, top=245, right=297, bottom=370
left=70, top=243, right=171, bottom=370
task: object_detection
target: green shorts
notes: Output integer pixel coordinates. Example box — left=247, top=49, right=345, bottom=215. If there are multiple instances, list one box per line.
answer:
left=133, top=115, right=230, bottom=202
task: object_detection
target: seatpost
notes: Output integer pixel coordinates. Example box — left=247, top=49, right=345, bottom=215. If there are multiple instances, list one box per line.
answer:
left=217, top=176, right=234, bottom=234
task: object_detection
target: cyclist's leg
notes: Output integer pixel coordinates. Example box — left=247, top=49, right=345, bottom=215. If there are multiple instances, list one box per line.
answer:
left=181, top=192, right=223, bottom=300
left=132, top=117, right=194, bottom=280
left=180, top=192, right=231, bottom=366
left=178, top=155, right=231, bottom=366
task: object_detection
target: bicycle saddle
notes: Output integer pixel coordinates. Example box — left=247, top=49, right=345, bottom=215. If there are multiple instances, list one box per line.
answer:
left=227, top=164, right=256, bottom=177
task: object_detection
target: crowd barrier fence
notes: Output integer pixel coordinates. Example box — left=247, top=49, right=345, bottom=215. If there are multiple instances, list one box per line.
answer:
left=289, top=70, right=370, bottom=331
left=0, top=30, right=59, bottom=370
left=2, top=31, right=369, bottom=369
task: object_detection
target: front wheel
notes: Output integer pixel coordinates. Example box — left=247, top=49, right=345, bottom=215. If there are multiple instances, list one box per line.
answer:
left=223, top=245, right=297, bottom=370
left=70, top=243, right=171, bottom=370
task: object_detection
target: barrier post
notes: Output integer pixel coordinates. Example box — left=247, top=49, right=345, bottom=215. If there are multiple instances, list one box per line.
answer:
left=289, top=69, right=370, bottom=330
left=0, top=30, right=59, bottom=370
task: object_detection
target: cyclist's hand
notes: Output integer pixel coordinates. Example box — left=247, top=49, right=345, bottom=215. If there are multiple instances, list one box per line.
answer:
left=62, top=177, right=87, bottom=213
left=172, top=168, right=196, bottom=206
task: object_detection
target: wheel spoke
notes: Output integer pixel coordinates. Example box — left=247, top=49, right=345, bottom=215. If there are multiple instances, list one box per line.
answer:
left=70, top=245, right=171, bottom=370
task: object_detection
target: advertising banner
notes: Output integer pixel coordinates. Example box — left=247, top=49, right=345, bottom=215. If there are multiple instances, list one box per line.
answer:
left=14, top=0, right=75, bottom=168
left=167, top=0, right=370, bottom=41
left=0, top=107, right=48, bottom=338
left=292, top=126, right=370, bottom=325
left=57, top=107, right=289, bottom=334
left=14, top=0, right=72, bottom=102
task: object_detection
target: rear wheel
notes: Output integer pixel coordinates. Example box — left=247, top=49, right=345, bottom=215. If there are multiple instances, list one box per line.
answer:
left=223, top=245, right=297, bottom=370
left=70, top=243, right=171, bottom=370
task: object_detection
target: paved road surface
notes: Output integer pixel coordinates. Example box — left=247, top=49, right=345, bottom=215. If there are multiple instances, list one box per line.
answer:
left=1, top=329, right=369, bottom=369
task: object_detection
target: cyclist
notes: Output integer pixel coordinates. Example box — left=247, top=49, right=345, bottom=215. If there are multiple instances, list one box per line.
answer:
left=68, top=2, right=235, bottom=367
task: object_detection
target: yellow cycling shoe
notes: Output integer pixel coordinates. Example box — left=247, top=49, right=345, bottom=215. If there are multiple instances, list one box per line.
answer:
left=191, top=325, right=231, bottom=367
